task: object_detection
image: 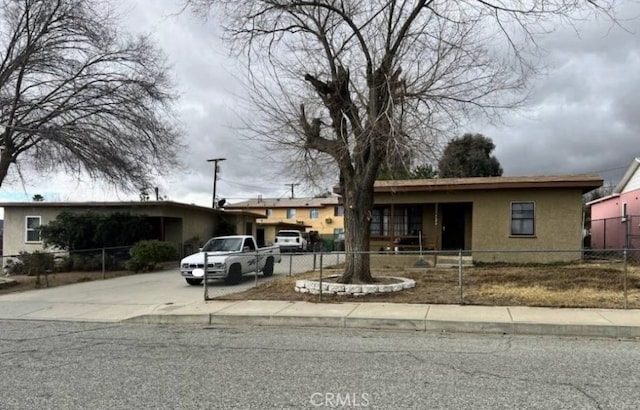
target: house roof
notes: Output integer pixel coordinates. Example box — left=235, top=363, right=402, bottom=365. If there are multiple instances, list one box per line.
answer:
left=0, top=200, right=266, bottom=218
left=227, top=196, right=341, bottom=209
left=613, top=157, right=640, bottom=194
left=372, top=174, right=603, bottom=193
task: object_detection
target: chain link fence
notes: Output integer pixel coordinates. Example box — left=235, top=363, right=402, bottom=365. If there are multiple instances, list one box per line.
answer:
left=4, top=244, right=638, bottom=309
left=1, top=246, right=135, bottom=286
left=589, top=214, right=640, bottom=250
left=247, top=247, right=639, bottom=309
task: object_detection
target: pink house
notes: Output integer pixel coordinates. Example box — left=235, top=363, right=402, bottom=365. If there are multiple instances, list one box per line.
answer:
left=588, top=157, right=640, bottom=250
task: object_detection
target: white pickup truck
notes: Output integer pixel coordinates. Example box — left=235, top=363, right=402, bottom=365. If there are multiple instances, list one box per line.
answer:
left=180, top=235, right=281, bottom=286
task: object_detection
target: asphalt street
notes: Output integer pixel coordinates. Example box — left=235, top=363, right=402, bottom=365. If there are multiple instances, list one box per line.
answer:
left=2, top=321, right=639, bottom=410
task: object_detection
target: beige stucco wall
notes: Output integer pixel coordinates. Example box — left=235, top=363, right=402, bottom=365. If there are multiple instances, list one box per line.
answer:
left=0, top=205, right=259, bottom=260
left=374, top=187, right=585, bottom=263
left=259, top=225, right=279, bottom=246
left=250, top=205, right=344, bottom=235
left=3, top=207, right=62, bottom=257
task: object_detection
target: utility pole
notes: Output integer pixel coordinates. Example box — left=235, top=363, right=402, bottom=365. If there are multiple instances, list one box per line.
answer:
left=285, top=183, right=300, bottom=199
left=207, top=158, right=226, bottom=208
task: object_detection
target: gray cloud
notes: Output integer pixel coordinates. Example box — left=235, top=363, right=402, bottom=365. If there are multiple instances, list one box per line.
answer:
left=1, top=0, right=638, bottom=209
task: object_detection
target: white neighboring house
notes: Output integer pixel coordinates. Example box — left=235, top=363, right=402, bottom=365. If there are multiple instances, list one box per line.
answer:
left=0, top=201, right=264, bottom=260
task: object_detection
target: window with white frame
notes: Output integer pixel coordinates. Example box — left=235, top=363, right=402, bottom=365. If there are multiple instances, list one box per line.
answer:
left=25, top=216, right=42, bottom=242
left=286, top=208, right=296, bottom=219
left=309, top=208, right=319, bottom=219
left=511, top=202, right=535, bottom=236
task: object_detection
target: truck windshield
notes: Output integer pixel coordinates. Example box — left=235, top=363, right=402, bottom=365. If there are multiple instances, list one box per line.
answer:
left=202, top=238, right=243, bottom=252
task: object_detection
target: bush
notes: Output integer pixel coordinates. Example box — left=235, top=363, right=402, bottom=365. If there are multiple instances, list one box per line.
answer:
left=4, top=258, right=25, bottom=275
left=16, top=251, right=54, bottom=276
left=69, top=253, right=104, bottom=271
left=182, top=236, right=201, bottom=257
left=127, top=240, right=178, bottom=272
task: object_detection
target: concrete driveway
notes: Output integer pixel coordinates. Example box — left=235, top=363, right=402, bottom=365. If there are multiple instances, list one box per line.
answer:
left=0, top=253, right=344, bottom=322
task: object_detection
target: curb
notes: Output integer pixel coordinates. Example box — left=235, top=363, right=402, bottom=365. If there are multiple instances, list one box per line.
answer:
left=122, top=313, right=640, bottom=339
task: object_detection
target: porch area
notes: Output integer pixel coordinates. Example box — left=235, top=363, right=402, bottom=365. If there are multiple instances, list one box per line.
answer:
left=368, top=202, right=473, bottom=253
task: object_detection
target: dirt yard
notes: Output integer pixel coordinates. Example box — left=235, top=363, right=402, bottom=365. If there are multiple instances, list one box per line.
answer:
left=2, top=261, right=639, bottom=309
left=218, top=262, right=640, bottom=309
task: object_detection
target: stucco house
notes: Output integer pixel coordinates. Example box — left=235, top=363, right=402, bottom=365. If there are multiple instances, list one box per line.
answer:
left=0, top=201, right=264, bottom=259
left=368, top=174, right=602, bottom=263
left=226, top=196, right=345, bottom=245
left=588, top=157, right=640, bottom=250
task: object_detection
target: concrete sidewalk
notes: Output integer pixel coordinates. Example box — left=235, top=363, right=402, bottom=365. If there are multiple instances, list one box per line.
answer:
left=122, top=300, right=640, bottom=339
left=2, top=273, right=640, bottom=338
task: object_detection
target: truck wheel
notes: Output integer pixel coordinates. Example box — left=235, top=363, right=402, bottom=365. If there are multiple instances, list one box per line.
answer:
left=263, top=257, right=274, bottom=277
left=225, top=264, right=243, bottom=285
left=186, top=278, right=203, bottom=286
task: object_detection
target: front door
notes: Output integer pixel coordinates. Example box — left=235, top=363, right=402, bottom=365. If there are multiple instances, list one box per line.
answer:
left=256, top=228, right=265, bottom=247
left=441, top=203, right=468, bottom=250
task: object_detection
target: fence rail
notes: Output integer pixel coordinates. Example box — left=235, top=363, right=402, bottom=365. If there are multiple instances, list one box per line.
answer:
left=1, top=245, right=134, bottom=280
left=3, top=246, right=638, bottom=309
left=256, top=247, right=638, bottom=309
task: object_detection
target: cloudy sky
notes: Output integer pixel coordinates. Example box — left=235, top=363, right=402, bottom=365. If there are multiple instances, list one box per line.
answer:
left=0, top=0, right=638, bottom=211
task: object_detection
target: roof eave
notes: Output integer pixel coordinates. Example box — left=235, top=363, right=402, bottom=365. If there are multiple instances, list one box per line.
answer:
left=613, top=157, right=640, bottom=193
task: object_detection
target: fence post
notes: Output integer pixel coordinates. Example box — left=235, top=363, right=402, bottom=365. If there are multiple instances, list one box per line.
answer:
left=102, top=248, right=106, bottom=279
left=288, top=253, right=293, bottom=277
left=624, top=248, right=628, bottom=309
left=203, top=251, right=209, bottom=301
left=458, top=249, right=464, bottom=304
left=254, top=251, right=259, bottom=287
left=319, top=251, right=323, bottom=302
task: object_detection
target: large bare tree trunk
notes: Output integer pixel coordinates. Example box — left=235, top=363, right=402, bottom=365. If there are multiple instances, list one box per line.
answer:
left=338, top=174, right=375, bottom=284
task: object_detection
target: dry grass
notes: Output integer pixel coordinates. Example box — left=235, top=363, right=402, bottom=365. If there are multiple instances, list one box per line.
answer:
left=218, top=262, right=640, bottom=309
left=2, top=261, right=639, bottom=309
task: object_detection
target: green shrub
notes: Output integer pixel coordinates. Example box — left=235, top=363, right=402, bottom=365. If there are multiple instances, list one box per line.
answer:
left=70, top=254, right=103, bottom=271
left=182, top=236, right=201, bottom=257
left=4, top=258, right=25, bottom=275
left=16, top=251, right=54, bottom=276
left=54, top=255, right=73, bottom=272
left=127, top=240, right=178, bottom=272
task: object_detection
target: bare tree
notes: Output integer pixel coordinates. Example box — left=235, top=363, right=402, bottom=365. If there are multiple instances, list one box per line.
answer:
left=0, top=0, right=182, bottom=192
left=190, top=0, right=618, bottom=283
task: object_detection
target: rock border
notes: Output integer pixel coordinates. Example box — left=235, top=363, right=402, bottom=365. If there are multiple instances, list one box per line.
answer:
left=295, top=275, right=415, bottom=296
